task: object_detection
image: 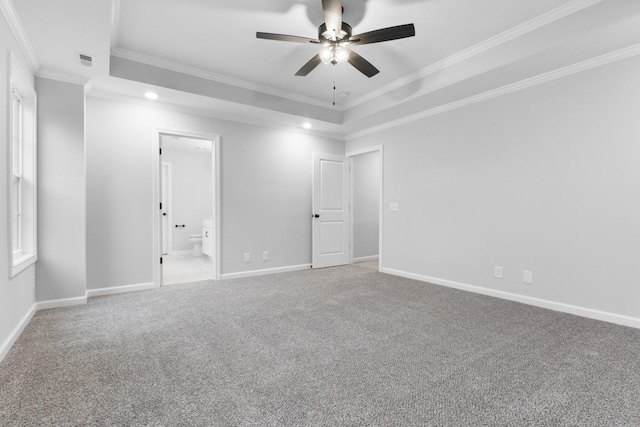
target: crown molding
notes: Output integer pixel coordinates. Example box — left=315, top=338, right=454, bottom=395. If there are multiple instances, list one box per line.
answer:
left=111, top=47, right=335, bottom=110
left=88, top=88, right=345, bottom=142
left=342, top=0, right=604, bottom=111
left=0, top=0, right=39, bottom=72
left=346, top=43, right=640, bottom=141
left=36, top=68, right=91, bottom=86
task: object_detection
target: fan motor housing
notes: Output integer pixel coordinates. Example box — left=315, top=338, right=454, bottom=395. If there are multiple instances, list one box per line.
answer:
left=318, top=22, right=352, bottom=42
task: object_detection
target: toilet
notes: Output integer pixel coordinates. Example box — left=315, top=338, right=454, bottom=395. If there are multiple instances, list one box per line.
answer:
left=187, top=234, right=203, bottom=256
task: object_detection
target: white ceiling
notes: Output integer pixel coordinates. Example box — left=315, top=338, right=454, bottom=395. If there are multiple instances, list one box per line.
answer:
left=9, top=0, right=640, bottom=138
left=114, top=0, right=569, bottom=103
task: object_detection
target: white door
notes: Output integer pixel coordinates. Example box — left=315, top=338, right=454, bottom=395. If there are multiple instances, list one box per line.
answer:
left=161, top=162, right=171, bottom=255
left=312, top=152, right=350, bottom=269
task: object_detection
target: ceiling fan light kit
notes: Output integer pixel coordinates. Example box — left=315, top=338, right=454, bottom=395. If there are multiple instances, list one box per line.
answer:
left=256, top=0, right=415, bottom=78
left=319, top=44, right=350, bottom=65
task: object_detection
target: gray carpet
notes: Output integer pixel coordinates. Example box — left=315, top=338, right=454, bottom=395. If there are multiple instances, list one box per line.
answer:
left=1, top=263, right=640, bottom=426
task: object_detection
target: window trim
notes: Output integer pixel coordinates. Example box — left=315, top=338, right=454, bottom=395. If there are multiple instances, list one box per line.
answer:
left=7, top=52, right=37, bottom=278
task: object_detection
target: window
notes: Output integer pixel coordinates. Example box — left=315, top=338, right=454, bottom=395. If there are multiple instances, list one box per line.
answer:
left=11, top=90, right=23, bottom=255
left=8, top=54, right=37, bottom=277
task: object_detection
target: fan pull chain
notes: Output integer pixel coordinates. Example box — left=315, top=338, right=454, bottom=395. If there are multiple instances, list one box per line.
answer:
left=332, top=65, right=336, bottom=106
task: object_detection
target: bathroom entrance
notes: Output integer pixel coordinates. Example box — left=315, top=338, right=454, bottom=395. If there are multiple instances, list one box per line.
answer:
left=155, top=130, right=220, bottom=286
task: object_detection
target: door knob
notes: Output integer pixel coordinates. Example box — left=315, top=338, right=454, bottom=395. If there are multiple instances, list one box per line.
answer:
left=314, top=214, right=320, bottom=218
left=162, top=213, right=167, bottom=216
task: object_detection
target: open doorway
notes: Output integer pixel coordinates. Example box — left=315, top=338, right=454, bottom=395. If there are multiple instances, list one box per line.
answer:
left=153, top=130, right=221, bottom=287
left=347, top=146, right=383, bottom=270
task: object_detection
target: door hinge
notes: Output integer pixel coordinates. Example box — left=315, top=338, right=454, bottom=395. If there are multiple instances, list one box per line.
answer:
left=159, top=147, right=162, bottom=155
left=160, top=202, right=163, bottom=210
left=160, top=257, right=163, bottom=265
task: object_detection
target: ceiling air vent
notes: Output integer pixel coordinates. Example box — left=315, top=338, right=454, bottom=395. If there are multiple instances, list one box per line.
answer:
left=78, top=53, right=93, bottom=67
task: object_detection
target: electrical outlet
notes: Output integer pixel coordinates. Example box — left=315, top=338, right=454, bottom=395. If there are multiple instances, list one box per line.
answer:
left=244, top=253, right=251, bottom=263
left=263, top=251, right=269, bottom=261
left=494, top=266, right=503, bottom=279
left=389, top=202, right=399, bottom=212
left=523, top=270, right=533, bottom=284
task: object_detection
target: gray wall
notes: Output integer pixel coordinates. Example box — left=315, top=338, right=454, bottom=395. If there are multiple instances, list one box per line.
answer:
left=352, top=151, right=380, bottom=259
left=35, top=78, right=87, bottom=302
left=346, top=55, right=640, bottom=320
left=162, top=142, right=212, bottom=252
left=86, top=96, right=343, bottom=289
left=0, top=14, right=36, bottom=359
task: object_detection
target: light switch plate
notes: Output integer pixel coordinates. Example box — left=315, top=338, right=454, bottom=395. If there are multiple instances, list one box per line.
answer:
left=389, top=202, right=399, bottom=212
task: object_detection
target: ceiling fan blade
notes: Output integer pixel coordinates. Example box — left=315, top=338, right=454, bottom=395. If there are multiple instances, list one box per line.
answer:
left=295, top=54, right=323, bottom=76
left=350, top=24, right=415, bottom=45
left=256, top=32, right=319, bottom=44
left=348, top=51, right=379, bottom=78
left=322, top=0, right=343, bottom=40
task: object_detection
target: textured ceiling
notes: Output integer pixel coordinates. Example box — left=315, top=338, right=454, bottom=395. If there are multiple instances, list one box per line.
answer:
left=9, top=0, right=640, bottom=138
left=113, top=0, right=574, bottom=104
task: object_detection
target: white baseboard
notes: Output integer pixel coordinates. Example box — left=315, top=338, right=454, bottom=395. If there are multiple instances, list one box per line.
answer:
left=221, top=264, right=311, bottom=280
left=0, top=303, right=36, bottom=363
left=353, top=256, right=379, bottom=263
left=87, top=282, right=157, bottom=298
left=382, top=268, right=640, bottom=329
left=35, top=294, right=87, bottom=311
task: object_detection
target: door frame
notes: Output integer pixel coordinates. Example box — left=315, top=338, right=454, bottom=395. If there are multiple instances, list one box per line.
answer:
left=346, top=145, right=384, bottom=270
left=152, top=128, right=221, bottom=287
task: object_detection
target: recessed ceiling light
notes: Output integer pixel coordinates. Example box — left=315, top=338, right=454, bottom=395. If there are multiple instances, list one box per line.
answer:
left=302, top=122, right=312, bottom=130
left=144, top=91, right=158, bottom=100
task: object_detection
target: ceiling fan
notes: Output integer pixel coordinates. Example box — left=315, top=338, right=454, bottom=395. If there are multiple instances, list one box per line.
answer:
left=256, top=0, right=415, bottom=78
